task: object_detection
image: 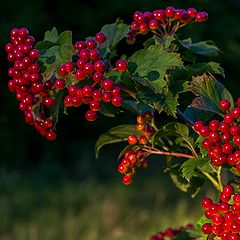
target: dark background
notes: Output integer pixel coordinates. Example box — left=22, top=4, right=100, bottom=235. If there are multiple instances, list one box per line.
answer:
left=0, top=1, right=239, bottom=239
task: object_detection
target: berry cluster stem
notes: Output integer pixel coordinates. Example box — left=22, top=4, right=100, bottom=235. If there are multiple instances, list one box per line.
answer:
left=142, top=147, right=195, bottom=159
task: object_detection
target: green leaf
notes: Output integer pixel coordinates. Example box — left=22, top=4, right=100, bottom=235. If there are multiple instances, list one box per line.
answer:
left=100, top=20, right=130, bottom=50
left=187, top=62, right=225, bottom=77
left=44, top=27, right=59, bottom=43
left=95, top=125, right=141, bottom=158
left=196, top=136, right=208, bottom=157
left=190, top=74, right=234, bottom=116
left=58, top=30, right=72, bottom=45
left=51, top=91, right=64, bottom=123
left=136, top=90, right=178, bottom=116
left=180, top=38, right=220, bottom=57
left=152, top=122, right=194, bottom=152
left=167, top=165, right=204, bottom=197
left=129, top=45, right=183, bottom=93
left=37, top=29, right=75, bottom=82
left=181, top=157, right=210, bottom=181
left=34, top=40, right=56, bottom=50
left=184, top=107, right=215, bottom=123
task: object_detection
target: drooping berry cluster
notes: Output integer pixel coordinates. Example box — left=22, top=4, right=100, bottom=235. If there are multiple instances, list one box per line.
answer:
left=126, top=7, right=208, bottom=44
left=5, top=28, right=56, bottom=140
left=128, top=111, right=156, bottom=144
left=150, top=224, right=193, bottom=240
left=201, top=184, right=240, bottom=239
left=56, top=33, right=127, bottom=122
left=119, top=112, right=156, bottom=185
left=194, top=98, right=240, bottom=169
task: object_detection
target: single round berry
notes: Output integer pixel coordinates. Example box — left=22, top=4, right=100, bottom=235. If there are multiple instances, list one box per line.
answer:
left=128, top=135, right=138, bottom=145
left=85, top=110, right=97, bottom=122
left=122, top=175, right=132, bottom=185
left=116, top=60, right=128, bottom=72
left=219, top=99, right=231, bottom=111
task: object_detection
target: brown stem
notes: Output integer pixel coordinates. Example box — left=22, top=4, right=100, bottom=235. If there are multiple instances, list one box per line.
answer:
left=142, top=147, right=195, bottom=159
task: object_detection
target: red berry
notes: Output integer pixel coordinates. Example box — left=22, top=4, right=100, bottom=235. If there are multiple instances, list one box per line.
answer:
left=219, top=99, right=231, bottom=111
left=102, top=79, right=114, bottom=91
left=85, top=110, right=97, bottom=122
left=43, top=97, right=55, bottom=107
left=54, top=78, right=65, bottom=90
left=86, top=39, right=97, bottom=49
left=122, top=175, right=132, bottom=185
left=90, top=100, right=101, bottom=111
left=94, top=60, right=105, bottom=72
left=222, top=184, right=234, bottom=196
left=153, top=10, right=165, bottom=20
left=202, top=223, right=212, bottom=234
left=128, top=135, right=138, bottom=145
left=209, top=119, right=220, bottom=131
left=202, top=198, right=213, bottom=209
left=29, top=49, right=40, bottom=59
left=65, top=62, right=74, bottom=72
left=95, top=32, right=106, bottom=43
left=111, top=96, right=123, bottom=107
left=165, top=6, right=175, bottom=17
left=187, top=8, right=197, bottom=18
left=195, top=11, right=208, bottom=22
left=116, top=60, right=128, bottom=72
left=46, top=131, right=56, bottom=141
left=193, top=121, right=204, bottom=132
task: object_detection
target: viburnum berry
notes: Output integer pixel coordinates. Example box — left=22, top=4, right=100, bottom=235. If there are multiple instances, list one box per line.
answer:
left=128, top=135, right=138, bottom=145
left=95, top=32, right=106, bottom=43
left=201, top=184, right=240, bottom=238
left=85, top=110, right=97, bottom=122
left=122, top=175, right=132, bottom=185
left=219, top=99, right=231, bottom=111
left=116, top=60, right=128, bottom=72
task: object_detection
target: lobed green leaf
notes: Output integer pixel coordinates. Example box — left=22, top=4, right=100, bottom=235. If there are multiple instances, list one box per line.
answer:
left=95, top=125, right=141, bottom=158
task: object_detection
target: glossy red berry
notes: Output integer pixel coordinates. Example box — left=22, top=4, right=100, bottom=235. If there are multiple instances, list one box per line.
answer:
left=95, top=32, right=106, bottom=43
left=116, top=60, right=128, bottom=72
left=85, top=110, right=97, bottom=122
left=122, top=175, right=132, bottom=185
left=128, top=135, right=138, bottom=145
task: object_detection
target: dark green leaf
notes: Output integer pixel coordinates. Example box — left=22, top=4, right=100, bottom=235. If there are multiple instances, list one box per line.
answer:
left=187, top=62, right=225, bottom=77
left=136, top=90, right=178, bottom=116
left=34, top=40, right=56, bottom=50
left=99, top=103, right=123, bottom=118
left=95, top=125, right=141, bottom=158
left=100, top=20, right=130, bottom=49
left=129, top=45, right=183, bottom=93
left=181, top=157, right=210, bottom=181
left=167, top=165, right=204, bottom=197
left=190, top=74, right=234, bottom=116
left=152, top=122, right=194, bottom=152
left=180, top=38, right=220, bottom=57
left=184, top=107, right=215, bottom=123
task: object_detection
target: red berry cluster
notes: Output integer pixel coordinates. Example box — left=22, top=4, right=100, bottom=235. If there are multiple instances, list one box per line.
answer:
left=150, top=224, right=193, bottom=240
left=119, top=148, right=148, bottom=186
left=56, top=33, right=127, bottom=122
left=5, top=28, right=56, bottom=140
left=201, top=184, right=240, bottom=239
left=119, top=112, right=156, bottom=185
left=131, top=111, right=156, bottom=142
left=194, top=98, right=240, bottom=169
left=126, top=7, right=208, bottom=44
